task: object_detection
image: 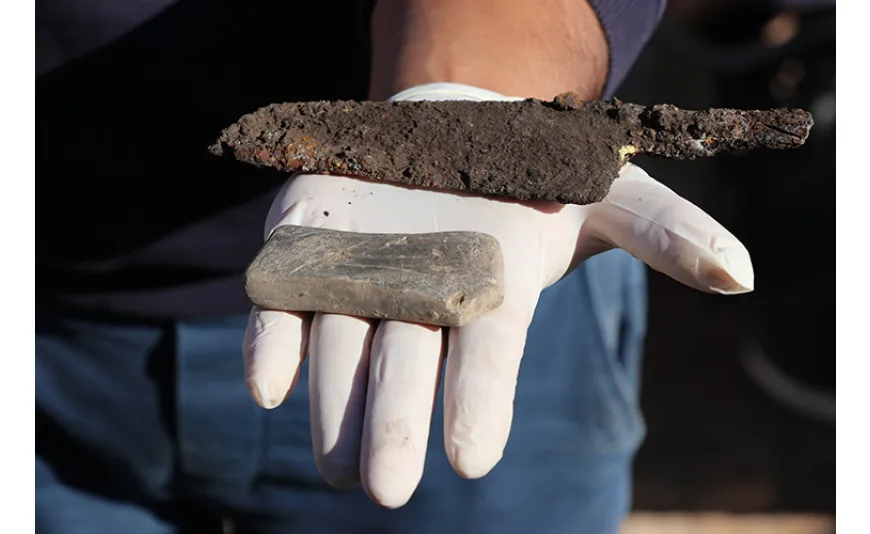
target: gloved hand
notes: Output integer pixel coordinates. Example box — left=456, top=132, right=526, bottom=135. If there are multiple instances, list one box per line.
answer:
left=243, top=83, right=753, bottom=508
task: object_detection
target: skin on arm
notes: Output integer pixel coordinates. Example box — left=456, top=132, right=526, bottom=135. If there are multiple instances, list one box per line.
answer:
left=368, top=0, right=610, bottom=101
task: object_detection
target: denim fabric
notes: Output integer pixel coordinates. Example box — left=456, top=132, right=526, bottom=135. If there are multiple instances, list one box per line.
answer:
left=36, top=250, right=647, bottom=534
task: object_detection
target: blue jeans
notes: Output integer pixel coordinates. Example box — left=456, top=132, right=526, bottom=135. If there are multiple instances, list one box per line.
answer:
left=36, top=250, right=647, bottom=534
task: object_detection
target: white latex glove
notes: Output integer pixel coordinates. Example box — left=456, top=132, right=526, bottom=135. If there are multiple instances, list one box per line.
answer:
left=243, top=83, right=753, bottom=507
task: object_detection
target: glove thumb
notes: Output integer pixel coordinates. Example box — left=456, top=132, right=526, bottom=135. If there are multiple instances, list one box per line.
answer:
left=581, top=164, right=754, bottom=295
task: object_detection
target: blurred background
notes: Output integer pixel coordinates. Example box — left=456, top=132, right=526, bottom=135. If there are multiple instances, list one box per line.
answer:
left=615, top=0, right=835, bottom=531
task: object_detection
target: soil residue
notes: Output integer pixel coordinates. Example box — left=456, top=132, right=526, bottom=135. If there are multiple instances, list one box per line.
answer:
left=209, top=93, right=812, bottom=205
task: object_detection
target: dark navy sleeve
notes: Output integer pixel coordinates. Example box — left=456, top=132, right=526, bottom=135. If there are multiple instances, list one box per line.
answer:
left=588, top=0, right=668, bottom=97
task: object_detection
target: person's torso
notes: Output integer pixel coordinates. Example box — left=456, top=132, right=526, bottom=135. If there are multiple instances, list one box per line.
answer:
left=37, top=0, right=372, bottom=317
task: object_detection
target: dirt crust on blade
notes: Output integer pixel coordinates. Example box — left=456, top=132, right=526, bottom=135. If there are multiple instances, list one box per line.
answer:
left=209, top=95, right=813, bottom=205
left=209, top=98, right=626, bottom=205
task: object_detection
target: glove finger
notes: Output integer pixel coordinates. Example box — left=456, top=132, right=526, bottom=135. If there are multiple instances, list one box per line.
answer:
left=443, top=298, right=533, bottom=479
left=585, top=164, right=754, bottom=295
left=243, top=306, right=310, bottom=409
left=308, top=313, right=375, bottom=489
left=360, top=320, right=444, bottom=509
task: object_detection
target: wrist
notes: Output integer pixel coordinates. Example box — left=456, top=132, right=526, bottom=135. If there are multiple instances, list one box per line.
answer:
left=368, top=0, right=608, bottom=102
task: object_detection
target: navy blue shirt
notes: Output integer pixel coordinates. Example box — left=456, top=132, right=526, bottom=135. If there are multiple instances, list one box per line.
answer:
left=36, top=0, right=665, bottom=319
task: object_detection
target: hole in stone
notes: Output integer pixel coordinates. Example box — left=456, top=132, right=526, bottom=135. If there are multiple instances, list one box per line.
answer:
left=449, top=292, right=467, bottom=307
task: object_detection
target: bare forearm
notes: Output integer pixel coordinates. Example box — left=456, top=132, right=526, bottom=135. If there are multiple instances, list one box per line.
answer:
left=368, top=0, right=609, bottom=101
